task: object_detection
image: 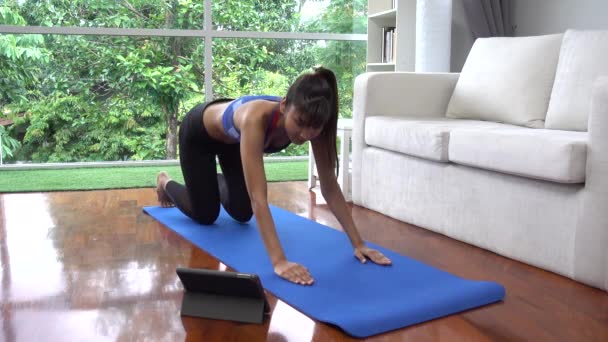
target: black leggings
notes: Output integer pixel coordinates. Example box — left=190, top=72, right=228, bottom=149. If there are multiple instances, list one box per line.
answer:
left=164, top=99, right=253, bottom=225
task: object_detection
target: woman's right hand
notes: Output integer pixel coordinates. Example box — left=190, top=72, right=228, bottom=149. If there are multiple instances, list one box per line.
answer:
left=274, top=260, right=314, bottom=285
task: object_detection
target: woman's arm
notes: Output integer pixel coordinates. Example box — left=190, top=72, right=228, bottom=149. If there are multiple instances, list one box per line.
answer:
left=311, top=138, right=363, bottom=247
left=311, top=138, right=391, bottom=265
left=239, top=107, right=314, bottom=285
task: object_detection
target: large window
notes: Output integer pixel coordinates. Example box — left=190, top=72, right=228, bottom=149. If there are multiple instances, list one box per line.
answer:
left=1, top=34, right=204, bottom=162
left=15, top=0, right=205, bottom=29
left=213, top=0, right=367, bottom=34
left=213, top=38, right=365, bottom=117
left=0, top=1, right=367, bottom=164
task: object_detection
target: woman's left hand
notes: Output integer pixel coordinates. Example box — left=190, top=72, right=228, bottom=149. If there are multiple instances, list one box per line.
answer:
left=354, top=246, right=392, bottom=265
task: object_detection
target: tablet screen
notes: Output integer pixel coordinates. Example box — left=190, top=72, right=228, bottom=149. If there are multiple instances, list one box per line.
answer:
left=176, top=267, right=265, bottom=299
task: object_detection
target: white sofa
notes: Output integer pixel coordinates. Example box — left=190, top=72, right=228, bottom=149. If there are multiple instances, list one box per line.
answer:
left=352, top=30, right=608, bottom=291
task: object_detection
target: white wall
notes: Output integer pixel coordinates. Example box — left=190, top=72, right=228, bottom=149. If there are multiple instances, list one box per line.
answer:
left=513, top=0, right=608, bottom=36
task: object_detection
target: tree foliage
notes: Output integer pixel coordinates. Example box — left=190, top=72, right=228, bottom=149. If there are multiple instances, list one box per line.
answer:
left=0, top=0, right=366, bottom=163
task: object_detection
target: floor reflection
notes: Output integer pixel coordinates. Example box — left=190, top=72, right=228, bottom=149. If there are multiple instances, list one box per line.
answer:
left=268, top=301, right=315, bottom=342
left=0, top=191, right=192, bottom=342
left=0, top=187, right=346, bottom=341
left=3, top=194, right=64, bottom=302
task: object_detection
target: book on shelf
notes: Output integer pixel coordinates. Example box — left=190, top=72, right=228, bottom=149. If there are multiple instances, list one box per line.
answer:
left=392, top=28, right=397, bottom=62
left=381, top=27, right=396, bottom=63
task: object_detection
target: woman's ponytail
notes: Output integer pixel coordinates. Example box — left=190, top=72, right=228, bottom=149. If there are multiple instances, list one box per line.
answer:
left=313, top=67, right=339, bottom=177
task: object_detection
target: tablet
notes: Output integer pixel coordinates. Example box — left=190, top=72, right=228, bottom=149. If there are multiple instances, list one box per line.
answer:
left=176, top=267, right=270, bottom=323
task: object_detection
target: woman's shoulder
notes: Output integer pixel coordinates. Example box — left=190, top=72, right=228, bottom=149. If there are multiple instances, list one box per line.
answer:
left=235, top=96, right=277, bottom=126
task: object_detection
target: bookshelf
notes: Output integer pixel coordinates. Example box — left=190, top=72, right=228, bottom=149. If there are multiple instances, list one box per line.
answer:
left=366, top=0, right=452, bottom=73
left=367, top=0, right=416, bottom=72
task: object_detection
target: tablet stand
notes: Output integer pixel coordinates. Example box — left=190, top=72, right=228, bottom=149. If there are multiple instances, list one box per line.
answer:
left=177, top=268, right=269, bottom=324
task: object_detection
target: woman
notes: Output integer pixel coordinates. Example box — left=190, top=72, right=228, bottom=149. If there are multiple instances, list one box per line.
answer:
left=156, top=67, right=391, bottom=286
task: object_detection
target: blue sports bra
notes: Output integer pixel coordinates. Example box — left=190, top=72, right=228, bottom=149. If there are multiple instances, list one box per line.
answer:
left=222, top=95, right=282, bottom=141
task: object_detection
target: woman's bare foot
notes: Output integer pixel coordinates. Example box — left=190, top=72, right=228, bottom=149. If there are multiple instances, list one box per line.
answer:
left=156, top=171, right=174, bottom=208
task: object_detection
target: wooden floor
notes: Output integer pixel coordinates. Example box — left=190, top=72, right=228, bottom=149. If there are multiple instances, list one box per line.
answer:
left=0, top=182, right=606, bottom=341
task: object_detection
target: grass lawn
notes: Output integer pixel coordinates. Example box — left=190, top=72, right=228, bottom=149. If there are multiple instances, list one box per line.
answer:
left=0, top=161, right=308, bottom=193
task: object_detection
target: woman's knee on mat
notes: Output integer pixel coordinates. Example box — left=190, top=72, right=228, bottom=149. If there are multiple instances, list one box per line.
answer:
left=190, top=208, right=220, bottom=225
left=217, top=173, right=252, bottom=222
left=228, top=207, right=253, bottom=223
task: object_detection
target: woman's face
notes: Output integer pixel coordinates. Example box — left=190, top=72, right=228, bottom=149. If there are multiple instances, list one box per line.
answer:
left=283, top=105, right=323, bottom=145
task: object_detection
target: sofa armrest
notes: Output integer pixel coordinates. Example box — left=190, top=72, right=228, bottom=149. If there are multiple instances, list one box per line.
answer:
left=353, top=72, right=460, bottom=119
left=351, top=72, right=460, bottom=204
left=575, top=76, right=608, bottom=291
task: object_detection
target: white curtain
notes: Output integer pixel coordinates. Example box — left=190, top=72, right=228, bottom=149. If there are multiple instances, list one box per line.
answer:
left=415, top=0, right=453, bottom=72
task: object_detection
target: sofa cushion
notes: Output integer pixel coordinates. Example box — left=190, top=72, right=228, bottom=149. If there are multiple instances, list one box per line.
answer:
left=364, top=117, right=513, bottom=162
left=449, top=128, right=587, bottom=183
left=446, top=34, right=563, bottom=128
left=545, top=30, right=608, bottom=131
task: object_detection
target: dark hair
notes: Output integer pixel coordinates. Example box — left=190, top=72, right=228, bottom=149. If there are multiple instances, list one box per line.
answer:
left=285, top=67, right=339, bottom=176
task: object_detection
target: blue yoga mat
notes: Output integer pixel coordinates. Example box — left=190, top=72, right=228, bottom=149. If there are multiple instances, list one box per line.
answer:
left=144, top=205, right=505, bottom=338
